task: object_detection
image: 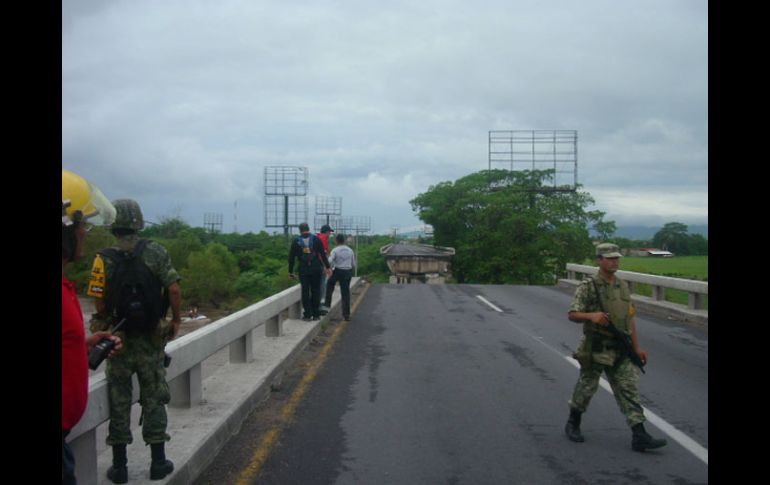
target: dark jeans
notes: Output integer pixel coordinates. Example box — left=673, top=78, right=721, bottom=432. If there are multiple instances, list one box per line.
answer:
left=325, top=268, right=353, bottom=318
left=300, top=271, right=322, bottom=318
left=62, top=429, right=76, bottom=485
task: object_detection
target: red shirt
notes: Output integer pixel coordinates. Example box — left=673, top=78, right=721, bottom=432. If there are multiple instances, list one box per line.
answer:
left=317, top=232, right=330, bottom=255
left=62, top=275, right=88, bottom=431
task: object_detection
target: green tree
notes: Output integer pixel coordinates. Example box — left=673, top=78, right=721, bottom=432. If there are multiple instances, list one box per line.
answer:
left=181, top=243, right=239, bottom=308
left=652, top=222, right=690, bottom=254
left=410, top=169, right=605, bottom=284
left=592, top=215, right=617, bottom=241
left=686, top=233, right=708, bottom=256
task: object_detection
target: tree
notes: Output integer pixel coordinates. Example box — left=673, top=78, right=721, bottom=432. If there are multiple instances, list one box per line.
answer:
left=410, top=169, right=606, bottom=284
left=652, top=222, right=690, bottom=254
left=181, top=243, right=239, bottom=308
left=591, top=214, right=617, bottom=241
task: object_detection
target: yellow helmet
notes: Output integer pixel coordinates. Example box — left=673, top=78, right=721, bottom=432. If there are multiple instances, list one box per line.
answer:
left=61, top=169, right=116, bottom=227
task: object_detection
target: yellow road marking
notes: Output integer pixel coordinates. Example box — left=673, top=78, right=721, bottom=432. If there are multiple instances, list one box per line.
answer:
left=235, top=282, right=371, bottom=485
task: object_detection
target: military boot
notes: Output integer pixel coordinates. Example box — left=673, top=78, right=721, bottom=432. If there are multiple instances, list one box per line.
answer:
left=106, top=444, right=128, bottom=484
left=565, top=408, right=585, bottom=442
left=631, top=423, right=667, bottom=452
left=149, top=442, right=174, bottom=480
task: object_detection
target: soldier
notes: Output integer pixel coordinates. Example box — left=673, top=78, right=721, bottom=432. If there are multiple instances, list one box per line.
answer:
left=88, top=199, right=182, bottom=483
left=564, top=243, right=667, bottom=452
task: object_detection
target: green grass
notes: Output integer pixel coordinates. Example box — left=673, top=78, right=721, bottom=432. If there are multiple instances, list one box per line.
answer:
left=581, top=256, right=708, bottom=309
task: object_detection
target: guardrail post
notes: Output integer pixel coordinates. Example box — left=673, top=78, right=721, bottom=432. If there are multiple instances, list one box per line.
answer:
left=169, top=364, right=202, bottom=407
left=70, top=430, right=98, bottom=485
left=652, top=285, right=666, bottom=301
left=266, top=313, right=284, bottom=337
left=688, top=292, right=704, bottom=310
left=230, top=330, right=254, bottom=363
left=288, top=300, right=302, bottom=319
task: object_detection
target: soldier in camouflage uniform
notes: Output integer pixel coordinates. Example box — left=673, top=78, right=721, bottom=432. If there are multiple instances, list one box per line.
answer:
left=565, top=243, right=667, bottom=452
left=88, top=199, right=182, bottom=482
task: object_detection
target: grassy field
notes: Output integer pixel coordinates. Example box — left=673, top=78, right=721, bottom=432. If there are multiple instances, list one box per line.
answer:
left=581, top=256, right=708, bottom=309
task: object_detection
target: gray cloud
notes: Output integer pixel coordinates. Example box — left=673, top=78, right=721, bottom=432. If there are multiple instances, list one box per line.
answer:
left=63, top=0, right=707, bottom=234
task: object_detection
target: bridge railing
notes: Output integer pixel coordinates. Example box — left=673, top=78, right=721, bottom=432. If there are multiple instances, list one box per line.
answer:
left=67, top=283, right=304, bottom=484
left=565, top=263, right=708, bottom=310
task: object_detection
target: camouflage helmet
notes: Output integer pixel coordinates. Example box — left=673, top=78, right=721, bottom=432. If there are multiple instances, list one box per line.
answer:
left=111, top=198, right=144, bottom=231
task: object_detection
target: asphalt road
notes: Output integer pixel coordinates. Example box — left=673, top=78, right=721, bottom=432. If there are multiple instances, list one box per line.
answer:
left=232, top=284, right=709, bottom=485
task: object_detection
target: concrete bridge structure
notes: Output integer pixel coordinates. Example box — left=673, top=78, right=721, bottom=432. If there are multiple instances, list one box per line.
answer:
left=66, top=267, right=707, bottom=484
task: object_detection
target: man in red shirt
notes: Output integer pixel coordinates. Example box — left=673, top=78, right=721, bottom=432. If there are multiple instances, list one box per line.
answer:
left=62, top=169, right=122, bottom=484
left=316, top=224, right=334, bottom=314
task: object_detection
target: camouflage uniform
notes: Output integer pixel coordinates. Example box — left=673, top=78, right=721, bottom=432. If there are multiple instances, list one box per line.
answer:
left=568, top=273, right=645, bottom=427
left=88, top=234, right=181, bottom=446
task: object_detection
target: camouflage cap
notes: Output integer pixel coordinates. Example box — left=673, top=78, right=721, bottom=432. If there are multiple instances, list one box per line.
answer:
left=112, top=198, right=144, bottom=231
left=596, top=243, right=622, bottom=258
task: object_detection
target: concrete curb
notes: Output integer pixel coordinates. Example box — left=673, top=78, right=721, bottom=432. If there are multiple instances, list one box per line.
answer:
left=556, top=279, right=707, bottom=327
left=93, top=278, right=363, bottom=485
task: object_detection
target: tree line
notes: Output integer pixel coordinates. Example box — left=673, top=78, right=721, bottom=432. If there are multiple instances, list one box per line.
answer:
left=66, top=220, right=392, bottom=313
left=410, top=169, right=707, bottom=285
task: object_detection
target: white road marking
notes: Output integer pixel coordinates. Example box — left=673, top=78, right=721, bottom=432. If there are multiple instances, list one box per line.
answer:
left=476, top=295, right=504, bottom=312
left=476, top=292, right=708, bottom=466
left=564, top=356, right=708, bottom=465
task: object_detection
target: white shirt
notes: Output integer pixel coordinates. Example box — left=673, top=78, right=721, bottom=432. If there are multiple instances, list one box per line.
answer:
left=329, top=245, right=356, bottom=270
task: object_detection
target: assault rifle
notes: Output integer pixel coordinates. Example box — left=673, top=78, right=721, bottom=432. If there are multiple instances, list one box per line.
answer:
left=591, top=279, right=646, bottom=374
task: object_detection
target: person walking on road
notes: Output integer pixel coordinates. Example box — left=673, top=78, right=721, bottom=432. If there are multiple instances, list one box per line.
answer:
left=288, top=222, right=332, bottom=321
left=317, top=224, right=334, bottom=315
left=87, top=199, right=183, bottom=483
left=564, top=243, right=667, bottom=452
left=324, top=233, right=357, bottom=321
left=62, top=169, right=122, bottom=485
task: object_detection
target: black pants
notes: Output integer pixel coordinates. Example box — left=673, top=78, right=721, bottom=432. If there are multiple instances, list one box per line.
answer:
left=300, top=271, right=322, bottom=318
left=62, top=429, right=76, bottom=484
left=325, top=268, right=353, bottom=318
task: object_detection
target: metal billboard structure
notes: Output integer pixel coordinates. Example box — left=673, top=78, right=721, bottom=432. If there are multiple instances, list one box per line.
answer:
left=488, top=130, right=578, bottom=191
left=334, top=215, right=372, bottom=277
left=264, top=166, right=309, bottom=237
left=203, top=212, right=223, bottom=234
left=315, top=196, right=343, bottom=228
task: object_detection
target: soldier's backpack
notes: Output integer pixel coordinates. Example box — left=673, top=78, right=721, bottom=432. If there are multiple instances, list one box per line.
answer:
left=297, top=233, right=321, bottom=269
left=100, top=239, right=164, bottom=334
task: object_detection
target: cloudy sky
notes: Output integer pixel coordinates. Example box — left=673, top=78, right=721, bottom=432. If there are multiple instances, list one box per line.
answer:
left=62, top=0, right=707, bottom=235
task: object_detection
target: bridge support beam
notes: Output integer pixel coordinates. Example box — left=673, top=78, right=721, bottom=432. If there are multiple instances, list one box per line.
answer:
left=230, top=330, right=254, bottom=363
left=71, top=429, right=98, bottom=485
left=169, top=363, right=202, bottom=408
left=266, top=313, right=284, bottom=337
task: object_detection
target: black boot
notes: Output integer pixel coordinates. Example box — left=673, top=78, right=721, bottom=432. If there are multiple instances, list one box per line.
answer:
left=631, top=423, right=667, bottom=452
left=107, top=444, right=128, bottom=484
left=565, top=408, right=585, bottom=442
left=149, top=442, right=174, bottom=480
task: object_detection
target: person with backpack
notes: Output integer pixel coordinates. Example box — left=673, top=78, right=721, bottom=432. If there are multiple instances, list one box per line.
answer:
left=87, top=199, right=182, bottom=483
left=62, top=169, right=122, bottom=485
left=288, top=222, right=332, bottom=321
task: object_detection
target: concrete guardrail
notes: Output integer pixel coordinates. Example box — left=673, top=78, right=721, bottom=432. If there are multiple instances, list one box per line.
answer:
left=66, top=280, right=357, bottom=485
left=564, top=263, right=708, bottom=310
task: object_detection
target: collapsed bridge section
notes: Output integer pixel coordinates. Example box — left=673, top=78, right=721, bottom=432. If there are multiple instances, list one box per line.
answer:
left=380, top=242, right=455, bottom=284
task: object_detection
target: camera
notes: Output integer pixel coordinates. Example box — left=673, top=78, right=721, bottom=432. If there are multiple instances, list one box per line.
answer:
left=87, top=318, right=125, bottom=370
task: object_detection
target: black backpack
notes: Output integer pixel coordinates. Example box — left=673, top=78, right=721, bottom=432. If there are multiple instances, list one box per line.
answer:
left=100, top=239, right=165, bottom=334
left=297, top=234, right=321, bottom=269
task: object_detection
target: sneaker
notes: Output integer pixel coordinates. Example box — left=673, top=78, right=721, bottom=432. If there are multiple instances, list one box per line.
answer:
left=311, top=316, right=321, bottom=321
left=302, top=316, right=312, bottom=321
